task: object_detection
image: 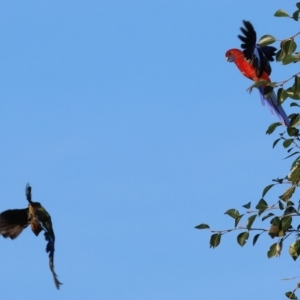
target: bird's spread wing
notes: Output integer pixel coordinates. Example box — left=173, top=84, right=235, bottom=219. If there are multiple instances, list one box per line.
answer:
left=35, top=206, right=62, bottom=289
left=238, top=20, right=276, bottom=77
left=0, top=208, right=29, bottom=239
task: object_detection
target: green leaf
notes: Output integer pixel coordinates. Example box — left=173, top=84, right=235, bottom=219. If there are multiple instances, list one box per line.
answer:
left=272, top=138, right=281, bottom=148
left=294, top=76, right=300, bottom=93
left=290, top=114, right=300, bottom=127
left=269, top=225, right=281, bottom=238
left=258, top=35, right=276, bottom=47
left=242, top=202, right=251, bottom=209
left=291, top=156, right=300, bottom=169
left=289, top=166, right=300, bottom=184
left=262, top=184, right=275, bottom=197
left=290, top=102, right=300, bottom=107
left=287, top=127, right=299, bottom=137
left=266, top=122, right=282, bottom=135
left=276, top=49, right=284, bottom=61
left=284, top=40, right=297, bottom=55
left=237, top=232, right=249, bottom=247
left=224, top=209, right=239, bottom=219
left=281, top=216, right=292, bottom=231
left=285, top=291, right=297, bottom=299
left=271, top=216, right=281, bottom=227
left=284, top=151, right=300, bottom=160
left=256, top=199, right=268, bottom=215
left=267, top=243, right=278, bottom=258
left=253, top=233, right=260, bottom=246
left=210, top=233, right=221, bottom=248
left=274, top=9, right=289, bottom=17
left=275, top=239, right=283, bottom=257
left=269, top=217, right=282, bottom=238
left=195, top=223, right=210, bottom=229
left=274, top=178, right=284, bottom=184
left=277, top=88, right=288, bottom=104
left=286, top=87, right=300, bottom=100
left=279, top=201, right=285, bottom=210
left=284, top=206, right=297, bottom=215
left=297, top=3, right=300, bottom=9
left=293, top=10, right=300, bottom=21
left=280, top=186, right=296, bottom=202
left=256, top=199, right=268, bottom=209
left=262, top=213, right=274, bottom=221
left=234, top=214, right=243, bottom=228
left=283, top=139, right=293, bottom=148
left=282, top=54, right=299, bottom=65
left=258, top=208, right=267, bottom=216
left=287, top=200, right=295, bottom=207
left=276, top=49, right=285, bottom=62
left=289, top=240, right=300, bottom=260
left=246, top=215, right=257, bottom=230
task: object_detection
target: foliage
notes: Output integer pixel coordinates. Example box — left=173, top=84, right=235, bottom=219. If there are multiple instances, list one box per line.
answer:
left=196, top=3, right=300, bottom=299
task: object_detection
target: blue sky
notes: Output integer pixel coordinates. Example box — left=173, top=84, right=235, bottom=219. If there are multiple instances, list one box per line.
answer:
left=0, top=1, right=299, bottom=299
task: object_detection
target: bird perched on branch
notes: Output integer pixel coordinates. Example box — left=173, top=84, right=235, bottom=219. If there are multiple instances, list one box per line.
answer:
left=0, top=184, right=62, bottom=289
left=225, top=20, right=290, bottom=126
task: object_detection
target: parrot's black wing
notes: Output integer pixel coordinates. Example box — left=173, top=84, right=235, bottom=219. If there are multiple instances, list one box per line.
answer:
left=238, top=20, right=276, bottom=77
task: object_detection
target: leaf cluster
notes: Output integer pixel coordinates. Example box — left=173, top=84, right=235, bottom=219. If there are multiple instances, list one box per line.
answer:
left=197, top=3, right=300, bottom=298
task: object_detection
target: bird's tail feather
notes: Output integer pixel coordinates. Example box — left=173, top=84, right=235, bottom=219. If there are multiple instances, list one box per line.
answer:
left=258, top=87, right=290, bottom=126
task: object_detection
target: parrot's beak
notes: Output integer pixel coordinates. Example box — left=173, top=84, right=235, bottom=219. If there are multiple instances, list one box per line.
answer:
left=226, top=55, right=235, bottom=62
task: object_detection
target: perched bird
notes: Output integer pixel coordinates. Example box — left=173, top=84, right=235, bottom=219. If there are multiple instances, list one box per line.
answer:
left=225, top=20, right=290, bottom=126
left=0, top=184, right=62, bottom=289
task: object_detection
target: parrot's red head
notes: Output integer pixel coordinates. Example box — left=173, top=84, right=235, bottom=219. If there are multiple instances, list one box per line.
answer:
left=225, top=49, right=243, bottom=62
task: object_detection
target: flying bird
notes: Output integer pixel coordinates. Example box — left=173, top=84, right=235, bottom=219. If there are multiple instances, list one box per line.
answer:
left=225, top=20, right=290, bottom=126
left=0, top=184, right=62, bottom=289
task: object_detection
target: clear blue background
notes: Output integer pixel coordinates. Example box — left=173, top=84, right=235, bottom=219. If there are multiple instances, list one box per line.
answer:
left=0, top=1, right=298, bottom=299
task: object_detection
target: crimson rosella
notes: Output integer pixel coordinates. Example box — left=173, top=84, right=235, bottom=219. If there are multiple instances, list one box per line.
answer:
left=226, top=20, right=290, bottom=126
left=0, top=184, right=62, bottom=289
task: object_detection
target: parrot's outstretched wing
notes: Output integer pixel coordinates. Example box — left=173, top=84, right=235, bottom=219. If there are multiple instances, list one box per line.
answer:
left=238, top=20, right=276, bottom=77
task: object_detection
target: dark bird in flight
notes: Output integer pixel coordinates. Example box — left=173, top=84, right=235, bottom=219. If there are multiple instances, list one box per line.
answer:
left=0, top=184, right=62, bottom=289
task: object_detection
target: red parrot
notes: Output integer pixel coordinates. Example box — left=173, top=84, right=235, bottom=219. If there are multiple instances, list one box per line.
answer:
left=226, top=20, right=290, bottom=126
